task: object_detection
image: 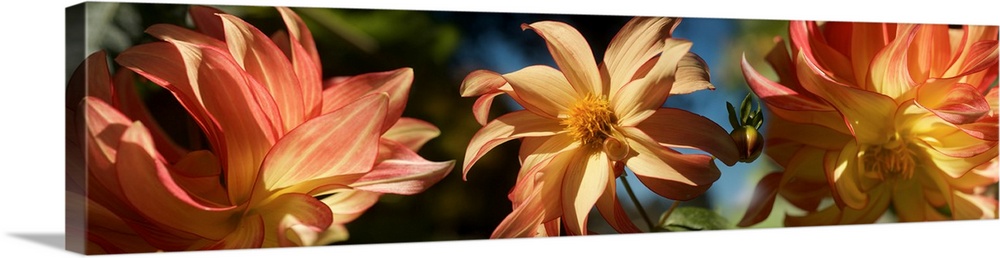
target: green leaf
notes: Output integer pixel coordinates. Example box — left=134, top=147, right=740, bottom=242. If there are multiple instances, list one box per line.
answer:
left=726, top=102, right=741, bottom=129
left=754, top=112, right=764, bottom=129
left=740, top=93, right=752, bottom=125
left=658, top=207, right=732, bottom=232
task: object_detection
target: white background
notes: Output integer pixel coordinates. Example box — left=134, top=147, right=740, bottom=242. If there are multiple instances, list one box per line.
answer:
left=1, top=0, right=997, bottom=257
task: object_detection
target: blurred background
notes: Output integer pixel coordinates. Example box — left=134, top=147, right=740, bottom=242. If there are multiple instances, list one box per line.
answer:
left=77, top=2, right=798, bottom=244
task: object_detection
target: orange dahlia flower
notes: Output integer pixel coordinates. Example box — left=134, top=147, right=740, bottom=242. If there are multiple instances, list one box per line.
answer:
left=70, top=6, right=452, bottom=253
left=461, top=17, right=739, bottom=237
left=739, top=21, right=998, bottom=226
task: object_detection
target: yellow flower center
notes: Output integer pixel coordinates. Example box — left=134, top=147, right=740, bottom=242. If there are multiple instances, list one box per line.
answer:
left=562, top=95, right=617, bottom=148
left=862, top=136, right=916, bottom=181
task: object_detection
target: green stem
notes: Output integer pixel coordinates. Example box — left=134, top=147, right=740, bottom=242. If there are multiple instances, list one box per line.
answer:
left=619, top=174, right=655, bottom=232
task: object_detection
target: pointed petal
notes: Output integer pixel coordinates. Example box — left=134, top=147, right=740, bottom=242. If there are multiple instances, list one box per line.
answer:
left=789, top=21, right=857, bottom=86
left=321, top=189, right=381, bottom=224
left=670, top=52, right=715, bottom=94
left=502, top=65, right=580, bottom=119
left=613, top=38, right=692, bottom=126
left=111, top=69, right=188, bottom=162
left=321, top=68, right=413, bottom=133
left=188, top=5, right=227, bottom=40
left=561, top=149, right=610, bottom=236
left=925, top=142, right=997, bottom=179
left=472, top=91, right=505, bottom=125
left=595, top=170, right=642, bottom=233
left=349, top=140, right=454, bottom=195
left=493, top=149, right=571, bottom=238
left=907, top=25, right=952, bottom=81
left=462, top=110, right=563, bottom=179
left=915, top=81, right=989, bottom=125
left=522, top=21, right=602, bottom=96
left=275, top=7, right=323, bottom=118
left=116, top=121, right=238, bottom=240
left=382, top=117, right=441, bottom=151
left=491, top=187, right=547, bottom=238
left=621, top=127, right=721, bottom=200
left=869, top=24, right=919, bottom=99
left=741, top=54, right=832, bottom=111
left=636, top=108, right=740, bottom=166
left=219, top=14, right=307, bottom=133
left=737, top=172, right=782, bottom=227
left=261, top=93, right=387, bottom=190
left=603, top=17, right=679, bottom=94
left=849, top=22, right=892, bottom=90
left=145, top=23, right=227, bottom=50
left=460, top=69, right=509, bottom=97
left=84, top=97, right=130, bottom=179
left=796, top=52, right=897, bottom=144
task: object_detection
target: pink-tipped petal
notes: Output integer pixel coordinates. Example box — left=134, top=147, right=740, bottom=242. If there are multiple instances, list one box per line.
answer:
left=261, top=93, right=387, bottom=190
left=636, top=108, right=740, bottom=166
left=868, top=24, right=919, bottom=99
left=260, top=193, right=333, bottom=247
left=189, top=5, right=227, bottom=40
left=741, top=54, right=832, bottom=111
left=321, top=68, right=413, bottom=133
left=349, top=140, right=454, bottom=195
left=116, top=121, right=238, bottom=240
left=522, top=21, right=603, bottom=96
left=219, top=14, right=307, bottom=133
left=146, top=24, right=227, bottom=50
left=621, top=127, right=721, bottom=200
left=382, top=117, right=441, bottom=151
left=462, top=110, right=563, bottom=179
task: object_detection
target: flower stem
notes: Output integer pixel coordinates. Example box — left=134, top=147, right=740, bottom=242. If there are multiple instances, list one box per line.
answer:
left=658, top=200, right=682, bottom=226
left=619, top=174, right=655, bottom=232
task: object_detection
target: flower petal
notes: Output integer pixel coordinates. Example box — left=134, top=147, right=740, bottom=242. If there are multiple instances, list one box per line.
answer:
left=321, top=68, right=413, bottom=133
left=220, top=13, right=307, bottom=133
left=868, top=24, right=919, bottom=99
left=829, top=141, right=869, bottom=210
left=463, top=110, right=563, bottom=179
left=145, top=23, right=227, bottom=50
left=522, top=21, right=602, bottom=96
left=907, top=25, right=952, bottom=81
left=201, top=214, right=264, bottom=249
left=670, top=52, right=715, bottom=94
left=349, top=140, right=454, bottom=195
left=595, top=165, right=642, bottom=233
left=460, top=69, right=509, bottom=97
left=115, top=121, right=238, bottom=240
left=635, top=108, right=740, bottom=166
left=613, top=38, right=692, bottom=126
left=915, top=81, right=989, bottom=125
left=603, top=17, right=679, bottom=94
left=795, top=52, right=897, bottom=144
left=502, top=65, right=580, bottom=119
left=260, top=193, right=333, bottom=247
left=382, top=117, right=441, bottom=151
left=188, top=5, right=227, bottom=40
left=492, top=150, right=571, bottom=238
left=321, top=189, right=381, bottom=224
left=741, top=54, right=832, bottom=111
left=891, top=179, right=926, bottom=222
left=261, top=93, right=387, bottom=190
left=848, top=22, right=893, bottom=90
left=274, top=7, right=323, bottom=118
left=737, top=172, right=781, bottom=227
left=621, top=127, right=721, bottom=200
left=789, top=21, right=857, bottom=86
left=561, top=149, right=610, bottom=236
left=952, top=191, right=999, bottom=220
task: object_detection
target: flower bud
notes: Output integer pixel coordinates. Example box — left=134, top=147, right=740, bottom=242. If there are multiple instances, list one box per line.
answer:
left=731, top=125, right=763, bottom=163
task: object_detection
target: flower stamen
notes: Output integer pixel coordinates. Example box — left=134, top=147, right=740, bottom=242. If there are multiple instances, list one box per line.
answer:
left=862, top=137, right=916, bottom=181
left=562, top=94, right=616, bottom=148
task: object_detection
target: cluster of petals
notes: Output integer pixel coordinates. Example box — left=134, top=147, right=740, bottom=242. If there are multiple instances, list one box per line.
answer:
left=67, top=6, right=453, bottom=253
left=461, top=17, right=740, bottom=237
left=740, top=21, right=998, bottom=226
